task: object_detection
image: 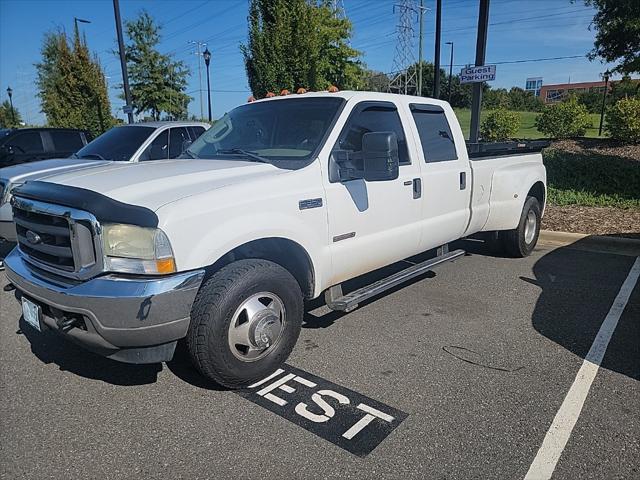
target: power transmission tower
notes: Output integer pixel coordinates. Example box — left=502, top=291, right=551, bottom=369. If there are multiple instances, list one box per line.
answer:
left=189, top=40, right=207, bottom=120
left=388, top=0, right=419, bottom=95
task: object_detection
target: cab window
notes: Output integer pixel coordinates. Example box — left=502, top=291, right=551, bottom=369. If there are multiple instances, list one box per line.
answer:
left=334, top=102, right=410, bottom=166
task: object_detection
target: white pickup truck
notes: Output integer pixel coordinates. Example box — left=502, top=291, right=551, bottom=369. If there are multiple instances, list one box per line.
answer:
left=4, top=91, right=546, bottom=388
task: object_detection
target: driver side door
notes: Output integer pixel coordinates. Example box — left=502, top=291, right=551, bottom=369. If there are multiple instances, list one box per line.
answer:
left=323, top=100, right=423, bottom=286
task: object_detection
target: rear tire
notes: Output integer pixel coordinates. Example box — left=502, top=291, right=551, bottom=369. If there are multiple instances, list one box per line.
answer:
left=187, top=259, right=303, bottom=388
left=501, top=196, right=541, bottom=257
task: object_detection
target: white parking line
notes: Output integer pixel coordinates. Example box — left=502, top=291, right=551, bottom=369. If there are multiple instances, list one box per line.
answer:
left=524, top=256, right=640, bottom=480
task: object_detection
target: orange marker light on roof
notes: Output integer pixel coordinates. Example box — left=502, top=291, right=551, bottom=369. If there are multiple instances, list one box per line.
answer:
left=248, top=95, right=256, bottom=103
left=266, top=91, right=276, bottom=98
left=280, top=89, right=290, bottom=96
left=328, top=85, right=339, bottom=93
left=296, top=87, right=307, bottom=94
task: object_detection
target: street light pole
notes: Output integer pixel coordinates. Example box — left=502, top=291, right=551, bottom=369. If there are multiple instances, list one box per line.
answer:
left=74, top=17, right=91, bottom=33
left=113, top=0, right=134, bottom=124
left=446, top=41, right=454, bottom=104
left=598, top=70, right=610, bottom=137
left=203, top=48, right=212, bottom=122
left=6, top=87, right=16, bottom=125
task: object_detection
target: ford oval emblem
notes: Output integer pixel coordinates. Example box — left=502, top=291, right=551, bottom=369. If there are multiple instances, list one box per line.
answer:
left=26, top=230, right=42, bottom=245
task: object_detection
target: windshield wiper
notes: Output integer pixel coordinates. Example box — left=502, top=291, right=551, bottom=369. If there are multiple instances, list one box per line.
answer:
left=78, top=153, right=107, bottom=160
left=216, top=148, right=271, bottom=164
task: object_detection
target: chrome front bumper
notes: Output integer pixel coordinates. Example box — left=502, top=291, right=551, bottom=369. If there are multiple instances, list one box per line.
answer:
left=4, top=249, right=205, bottom=363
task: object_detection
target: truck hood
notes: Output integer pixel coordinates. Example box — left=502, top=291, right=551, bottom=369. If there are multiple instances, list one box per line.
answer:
left=40, top=159, right=282, bottom=211
left=0, top=158, right=110, bottom=184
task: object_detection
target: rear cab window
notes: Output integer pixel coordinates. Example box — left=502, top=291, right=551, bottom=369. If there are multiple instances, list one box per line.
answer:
left=51, top=130, right=85, bottom=152
left=8, top=131, right=44, bottom=153
left=409, top=104, right=458, bottom=162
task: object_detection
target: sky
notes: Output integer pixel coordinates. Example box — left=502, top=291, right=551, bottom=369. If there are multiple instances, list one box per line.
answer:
left=0, top=0, right=620, bottom=125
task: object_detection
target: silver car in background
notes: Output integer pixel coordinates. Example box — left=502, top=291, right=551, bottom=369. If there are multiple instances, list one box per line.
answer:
left=0, top=121, right=209, bottom=243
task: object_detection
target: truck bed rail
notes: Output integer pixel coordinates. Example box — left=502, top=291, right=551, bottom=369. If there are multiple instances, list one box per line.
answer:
left=466, top=140, right=550, bottom=159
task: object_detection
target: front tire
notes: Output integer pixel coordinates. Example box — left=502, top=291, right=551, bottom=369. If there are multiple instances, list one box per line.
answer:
left=501, top=196, right=541, bottom=257
left=187, top=259, right=303, bottom=388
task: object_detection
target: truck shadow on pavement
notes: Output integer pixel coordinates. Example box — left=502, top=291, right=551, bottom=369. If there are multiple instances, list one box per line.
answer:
left=19, top=318, right=162, bottom=386
left=465, top=236, right=639, bottom=381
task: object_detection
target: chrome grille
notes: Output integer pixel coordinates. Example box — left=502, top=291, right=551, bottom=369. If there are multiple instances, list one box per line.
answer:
left=11, top=196, right=104, bottom=280
left=14, top=208, right=75, bottom=270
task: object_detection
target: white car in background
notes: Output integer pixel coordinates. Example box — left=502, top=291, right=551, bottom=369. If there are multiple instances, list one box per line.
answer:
left=0, top=121, right=209, bottom=243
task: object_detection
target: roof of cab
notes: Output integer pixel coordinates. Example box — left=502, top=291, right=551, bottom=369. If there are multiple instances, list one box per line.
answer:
left=251, top=90, right=449, bottom=108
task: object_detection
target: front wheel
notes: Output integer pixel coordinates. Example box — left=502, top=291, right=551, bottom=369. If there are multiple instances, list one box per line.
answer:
left=500, top=196, right=541, bottom=257
left=186, top=259, right=303, bottom=388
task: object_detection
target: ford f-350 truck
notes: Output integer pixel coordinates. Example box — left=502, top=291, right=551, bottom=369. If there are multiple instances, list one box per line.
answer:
left=4, top=91, right=546, bottom=388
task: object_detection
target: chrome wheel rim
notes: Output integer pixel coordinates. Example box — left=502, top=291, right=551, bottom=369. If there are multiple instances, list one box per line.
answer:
left=227, top=292, right=286, bottom=362
left=524, top=209, right=537, bottom=244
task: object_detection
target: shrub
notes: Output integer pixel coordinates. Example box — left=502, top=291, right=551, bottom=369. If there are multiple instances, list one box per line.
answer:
left=535, top=98, right=592, bottom=138
left=606, top=97, right=640, bottom=143
left=480, top=109, right=520, bottom=141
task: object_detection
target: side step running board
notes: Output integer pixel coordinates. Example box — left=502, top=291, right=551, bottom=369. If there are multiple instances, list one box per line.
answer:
left=325, top=248, right=465, bottom=312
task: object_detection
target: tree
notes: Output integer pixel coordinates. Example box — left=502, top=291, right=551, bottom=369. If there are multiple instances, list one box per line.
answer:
left=362, top=70, right=390, bottom=92
left=123, top=11, right=190, bottom=120
left=506, top=87, right=544, bottom=112
left=610, top=75, right=640, bottom=102
left=584, top=0, right=640, bottom=74
left=36, top=26, right=114, bottom=137
left=0, top=100, right=22, bottom=128
left=242, top=0, right=364, bottom=97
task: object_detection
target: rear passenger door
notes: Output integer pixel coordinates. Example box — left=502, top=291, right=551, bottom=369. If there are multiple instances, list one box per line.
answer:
left=408, top=104, right=471, bottom=250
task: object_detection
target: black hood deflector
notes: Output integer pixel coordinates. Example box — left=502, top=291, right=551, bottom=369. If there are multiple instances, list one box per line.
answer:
left=13, top=181, right=159, bottom=228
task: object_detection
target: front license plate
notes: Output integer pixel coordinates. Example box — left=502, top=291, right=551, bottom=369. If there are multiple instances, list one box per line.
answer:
left=22, top=298, right=42, bottom=332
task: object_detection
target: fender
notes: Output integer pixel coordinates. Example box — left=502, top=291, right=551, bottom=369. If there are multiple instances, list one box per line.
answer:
left=158, top=201, right=331, bottom=299
left=482, top=158, right=546, bottom=232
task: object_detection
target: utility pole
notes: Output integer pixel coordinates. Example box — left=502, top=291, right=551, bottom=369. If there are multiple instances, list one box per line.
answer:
left=417, top=0, right=425, bottom=96
left=469, top=0, right=490, bottom=143
left=189, top=40, right=206, bottom=120
left=446, top=41, right=454, bottom=104
left=433, top=0, right=442, bottom=98
left=113, top=0, right=133, bottom=124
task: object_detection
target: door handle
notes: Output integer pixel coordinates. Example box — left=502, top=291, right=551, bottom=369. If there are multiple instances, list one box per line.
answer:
left=412, top=178, right=421, bottom=199
left=460, top=172, right=467, bottom=190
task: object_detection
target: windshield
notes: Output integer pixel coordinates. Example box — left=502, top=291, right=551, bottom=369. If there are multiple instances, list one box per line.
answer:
left=75, top=125, right=155, bottom=161
left=185, top=97, right=344, bottom=168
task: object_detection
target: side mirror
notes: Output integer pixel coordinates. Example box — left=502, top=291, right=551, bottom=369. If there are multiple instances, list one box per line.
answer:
left=362, top=131, right=399, bottom=181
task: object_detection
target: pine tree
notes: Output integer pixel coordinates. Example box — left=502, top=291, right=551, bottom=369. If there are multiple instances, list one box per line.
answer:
left=123, top=11, right=190, bottom=120
left=36, top=26, right=114, bottom=137
left=0, top=100, right=22, bottom=128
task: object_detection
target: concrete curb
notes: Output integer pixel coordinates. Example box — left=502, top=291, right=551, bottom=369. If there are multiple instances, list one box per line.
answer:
left=538, top=230, right=640, bottom=257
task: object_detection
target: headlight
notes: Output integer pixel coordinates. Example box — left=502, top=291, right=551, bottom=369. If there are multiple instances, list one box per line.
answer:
left=102, top=224, right=176, bottom=275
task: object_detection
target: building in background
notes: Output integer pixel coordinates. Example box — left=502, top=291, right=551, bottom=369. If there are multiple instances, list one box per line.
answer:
left=539, top=80, right=608, bottom=104
left=525, top=77, right=543, bottom=97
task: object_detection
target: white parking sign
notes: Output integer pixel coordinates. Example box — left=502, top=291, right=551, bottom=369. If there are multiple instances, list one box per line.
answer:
left=460, top=64, right=497, bottom=84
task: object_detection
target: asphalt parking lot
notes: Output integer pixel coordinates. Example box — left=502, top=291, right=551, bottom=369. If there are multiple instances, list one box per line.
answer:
left=1, top=238, right=638, bottom=480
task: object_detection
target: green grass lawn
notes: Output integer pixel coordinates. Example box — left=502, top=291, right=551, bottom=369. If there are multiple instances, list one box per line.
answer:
left=454, top=109, right=603, bottom=139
